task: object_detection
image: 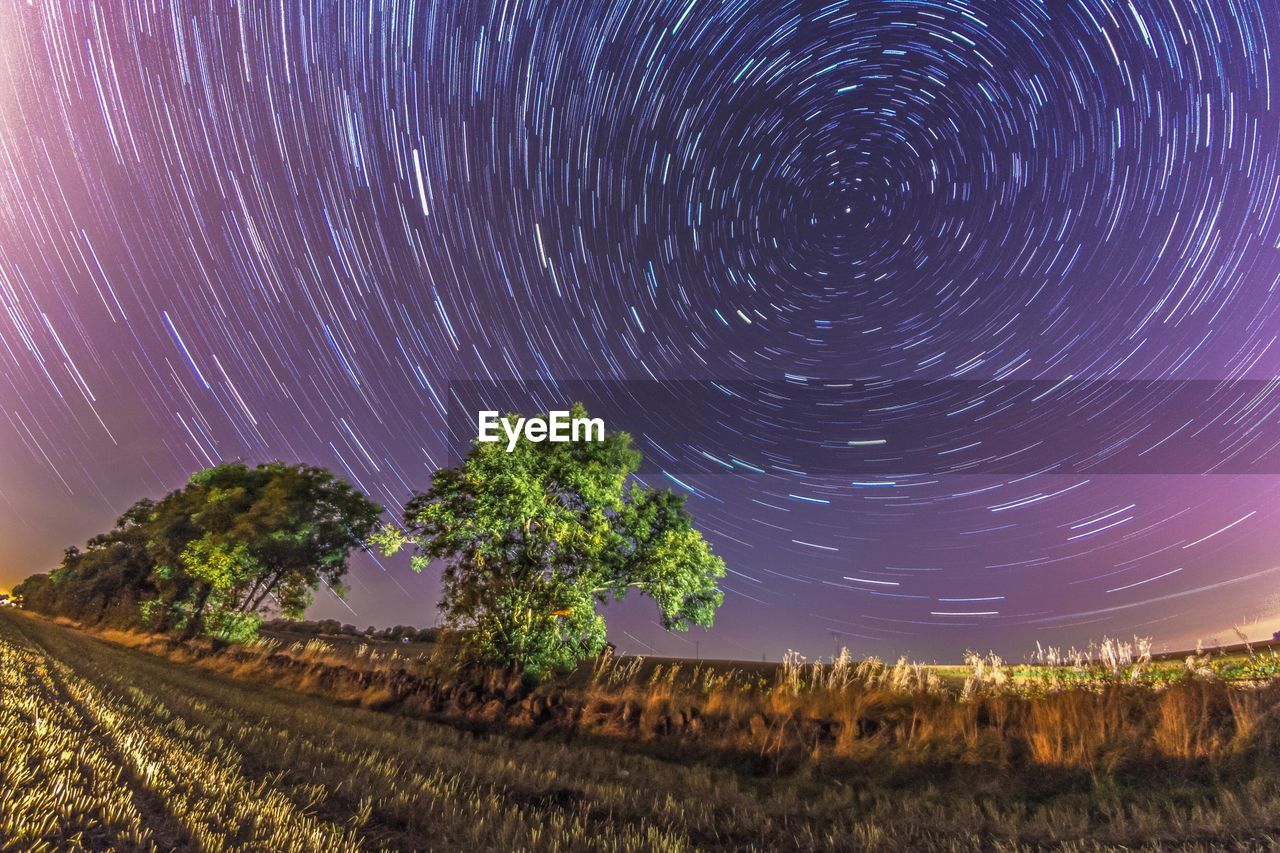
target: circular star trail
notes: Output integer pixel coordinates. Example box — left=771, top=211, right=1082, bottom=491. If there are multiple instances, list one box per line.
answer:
left=2, top=0, right=1280, bottom=659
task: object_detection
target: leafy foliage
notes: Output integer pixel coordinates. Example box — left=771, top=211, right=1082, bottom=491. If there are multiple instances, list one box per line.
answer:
left=15, top=501, right=159, bottom=628
left=16, top=462, right=381, bottom=642
left=383, top=403, right=725, bottom=676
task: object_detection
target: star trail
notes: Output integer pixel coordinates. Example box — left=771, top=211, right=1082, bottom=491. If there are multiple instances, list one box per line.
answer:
left=2, top=0, right=1280, bottom=660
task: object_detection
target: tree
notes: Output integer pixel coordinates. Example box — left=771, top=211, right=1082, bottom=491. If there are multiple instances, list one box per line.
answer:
left=14, top=500, right=161, bottom=627
left=14, top=462, right=381, bottom=643
left=147, top=462, right=383, bottom=640
left=377, top=403, right=725, bottom=676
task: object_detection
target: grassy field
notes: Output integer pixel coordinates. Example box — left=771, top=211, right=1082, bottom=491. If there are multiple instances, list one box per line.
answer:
left=258, top=619, right=1280, bottom=693
left=5, top=609, right=1280, bottom=851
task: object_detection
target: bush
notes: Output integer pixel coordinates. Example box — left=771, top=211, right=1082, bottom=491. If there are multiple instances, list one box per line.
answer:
left=202, top=609, right=263, bottom=644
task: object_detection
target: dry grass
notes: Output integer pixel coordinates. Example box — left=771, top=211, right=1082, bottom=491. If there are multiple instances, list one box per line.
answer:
left=577, top=641, right=1280, bottom=777
left=6, top=610, right=1280, bottom=850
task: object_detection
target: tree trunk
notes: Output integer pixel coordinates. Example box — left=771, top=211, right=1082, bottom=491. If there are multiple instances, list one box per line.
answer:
left=238, top=578, right=263, bottom=612
left=185, top=586, right=212, bottom=638
left=247, top=569, right=284, bottom=613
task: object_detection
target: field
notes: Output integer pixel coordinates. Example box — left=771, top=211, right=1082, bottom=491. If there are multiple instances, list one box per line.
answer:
left=5, top=608, right=1280, bottom=851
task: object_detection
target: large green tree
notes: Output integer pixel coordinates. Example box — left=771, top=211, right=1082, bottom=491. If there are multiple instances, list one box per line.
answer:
left=377, top=403, right=725, bottom=675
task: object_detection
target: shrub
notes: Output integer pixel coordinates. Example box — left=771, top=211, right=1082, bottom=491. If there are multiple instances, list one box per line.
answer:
left=202, top=609, right=263, bottom=645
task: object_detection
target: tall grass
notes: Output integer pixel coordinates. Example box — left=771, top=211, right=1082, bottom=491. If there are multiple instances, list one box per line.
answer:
left=9, top=609, right=1280, bottom=849
left=74, top=617, right=1280, bottom=774
left=579, top=636, right=1280, bottom=775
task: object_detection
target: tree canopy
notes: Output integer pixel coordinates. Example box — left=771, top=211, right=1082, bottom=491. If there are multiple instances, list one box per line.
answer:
left=16, top=462, right=381, bottom=642
left=376, top=403, right=725, bottom=675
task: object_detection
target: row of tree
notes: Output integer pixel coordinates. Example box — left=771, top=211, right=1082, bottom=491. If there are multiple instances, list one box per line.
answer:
left=16, top=404, right=727, bottom=675
left=263, top=618, right=444, bottom=643
left=16, top=463, right=381, bottom=643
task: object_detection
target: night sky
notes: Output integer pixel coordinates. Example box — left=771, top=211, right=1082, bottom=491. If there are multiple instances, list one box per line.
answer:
left=3, top=0, right=1280, bottom=662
